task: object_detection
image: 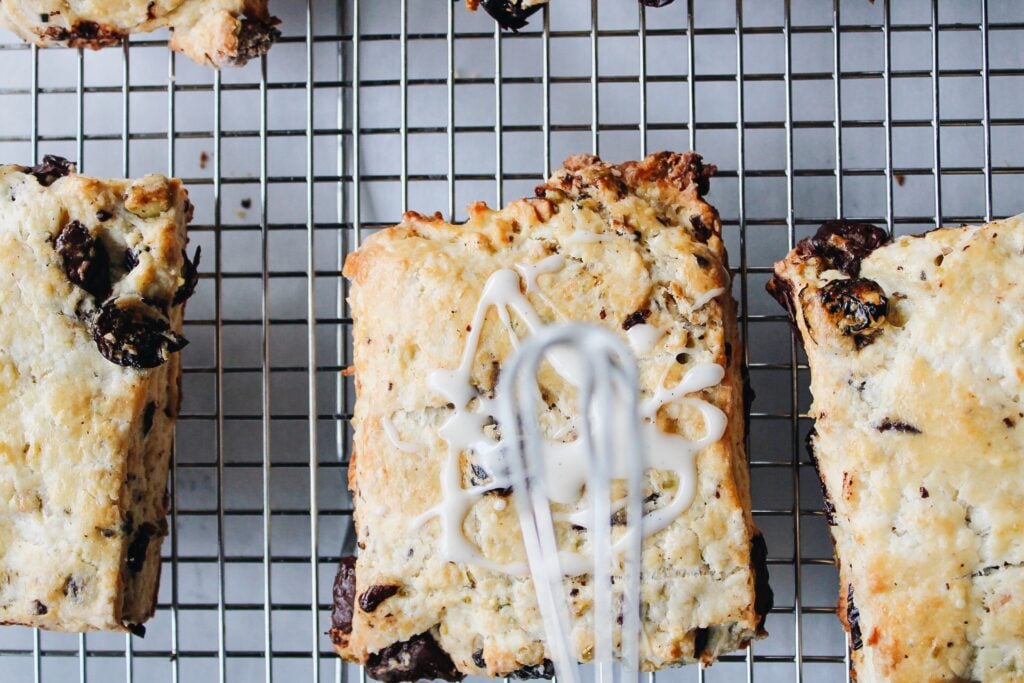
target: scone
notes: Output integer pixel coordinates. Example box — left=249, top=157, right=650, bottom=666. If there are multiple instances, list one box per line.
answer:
left=0, top=156, right=196, bottom=633
left=768, top=216, right=1024, bottom=682
left=333, top=152, right=772, bottom=681
left=0, top=0, right=279, bottom=67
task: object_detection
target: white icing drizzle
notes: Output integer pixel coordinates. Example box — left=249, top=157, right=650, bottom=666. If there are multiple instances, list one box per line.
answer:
left=692, top=286, right=725, bottom=311
left=515, top=253, right=565, bottom=292
left=515, top=254, right=567, bottom=320
left=414, top=258, right=727, bottom=574
left=382, top=416, right=417, bottom=453
left=625, top=323, right=664, bottom=355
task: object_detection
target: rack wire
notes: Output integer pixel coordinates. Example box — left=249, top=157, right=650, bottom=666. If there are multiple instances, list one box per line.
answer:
left=0, top=0, right=1022, bottom=681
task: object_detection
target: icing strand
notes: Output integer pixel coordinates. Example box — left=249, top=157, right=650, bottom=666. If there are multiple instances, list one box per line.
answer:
left=625, top=324, right=664, bottom=355
left=415, top=258, right=727, bottom=574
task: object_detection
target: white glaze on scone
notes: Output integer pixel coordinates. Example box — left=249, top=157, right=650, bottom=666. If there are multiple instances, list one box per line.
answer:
left=770, top=215, right=1024, bottom=682
left=336, top=152, right=770, bottom=679
left=0, top=0, right=278, bottom=67
left=0, top=159, right=193, bottom=632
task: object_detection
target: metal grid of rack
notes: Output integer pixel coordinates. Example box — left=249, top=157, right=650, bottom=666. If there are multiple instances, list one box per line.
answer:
left=0, top=0, right=1022, bottom=681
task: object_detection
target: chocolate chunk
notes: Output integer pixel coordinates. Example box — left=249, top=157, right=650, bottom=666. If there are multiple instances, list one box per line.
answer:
left=142, top=402, right=156, bottom=435
left=796, top=220, right=890, bottom=277
left=1004, top=417, right=1016, bottom=428
left=640, top=0, right=676, bottom=5
left=477, top=0, right=544, bottom=31
left=126, top=522, right=156, bottom=574
left=621, top=308, right=651, bottom=331
left=750, top=533, right=773, bottom=632
left=472, top=650, right=486, bottom=669
left=366, top=631, right=463, bottom=683
left=128, top=623, right=147, bottom=637
left=331, top=557, right=357, bottom=638
left=89, top=298, right=188, bottom=368
left=806, top=429, right=837, bottom=526
left=508, top=660, right=554, bottom=679
left=231, top=16, right=282, bottom=66
left=55, top=220, right=111, bottom=300
left=818, top=278, right=887, bottom=337
left=359, top=584, right=400, bottom=613
left=27, top=155, right=75, bottom=186
left=173, top=246, right=201, bottom=305
left=692, top=627, right=710, bottom=659
left=32, top=600, right=48, bottom=615
left=96, top=209, right=112, bottom=222
left=846, top=584, right=863, bottom=650
left=876, top=418, right=921, bottom=434
left=920, top=487, right=930, bottom=498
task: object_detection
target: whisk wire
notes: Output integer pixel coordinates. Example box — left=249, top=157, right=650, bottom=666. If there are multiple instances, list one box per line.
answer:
left=499, top=323, right=646, bottom=683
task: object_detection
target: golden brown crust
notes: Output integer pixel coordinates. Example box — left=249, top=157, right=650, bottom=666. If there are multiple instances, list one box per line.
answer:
left=337, top=152, right=768, bottom=679
left=771, top=216, right=1024, bottom=682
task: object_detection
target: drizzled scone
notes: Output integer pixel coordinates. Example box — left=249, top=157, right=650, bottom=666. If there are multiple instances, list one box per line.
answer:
left=333, top=152, right=772, bottom=681
left=0, top=0, right=279, bottom=67
left=769, top=216, right=1024, bottom=682
left=0, top=156, right=196, bottom=633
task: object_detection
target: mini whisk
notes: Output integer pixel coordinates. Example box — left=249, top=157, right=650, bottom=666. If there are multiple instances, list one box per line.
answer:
left=498, top=323, right=647, bottom=683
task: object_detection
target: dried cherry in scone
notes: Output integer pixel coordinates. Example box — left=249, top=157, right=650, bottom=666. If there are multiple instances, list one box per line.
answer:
left=818, top=278, right=887, bottom=337
left=358, top=584, right=400, bottom=613
left=56, top=220, right=111, bottom=300
left=173, top=246, right=201, bottom=305
left=366, top=631, right=463, bottom=682
left=797, top=220, right=890, bottom=277
left=332, top=557, right=357, bottom=637
left=27, top=155, right=75, bottom=187
left=508, top=660, right=554, bottom=679
left=126, top=522, right=157, bottom=574
left=89, top=298, right=188, bottom=369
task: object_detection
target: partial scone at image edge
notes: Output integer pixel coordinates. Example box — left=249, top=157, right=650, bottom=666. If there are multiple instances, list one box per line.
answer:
left=0, top=0, right=280, bottom=67
left=768, top=215, right=1024, bottom=682
left=0, top=156, right=197, bottom=633
left=332, top=151, right=773, bottom=681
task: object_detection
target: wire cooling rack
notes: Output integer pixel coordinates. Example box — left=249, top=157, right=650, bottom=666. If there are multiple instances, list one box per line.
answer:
left=0, top=0, right=1022, bottom=681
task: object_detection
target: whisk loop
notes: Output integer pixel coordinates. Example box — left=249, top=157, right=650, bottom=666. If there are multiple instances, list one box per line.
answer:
left=498, top=323, right=646, bottom=683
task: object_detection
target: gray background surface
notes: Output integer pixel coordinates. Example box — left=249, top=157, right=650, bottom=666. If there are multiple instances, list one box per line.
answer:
left=0, top=0, right=1023, bottom=681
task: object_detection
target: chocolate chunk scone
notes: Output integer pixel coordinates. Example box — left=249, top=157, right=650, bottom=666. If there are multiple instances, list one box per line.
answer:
left=0, top=157, right=196, bottom=632
left=0, top=0, right=279, bottom=67
left=335, top=152, right=771, bottom=679
left=769, top=216, right=1024, bottom=682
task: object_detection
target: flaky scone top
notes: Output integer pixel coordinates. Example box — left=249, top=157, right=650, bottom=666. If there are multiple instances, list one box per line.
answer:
left=769, top=215, right=1024, bottom=682
left=337, top=152, right=770, bottom=679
